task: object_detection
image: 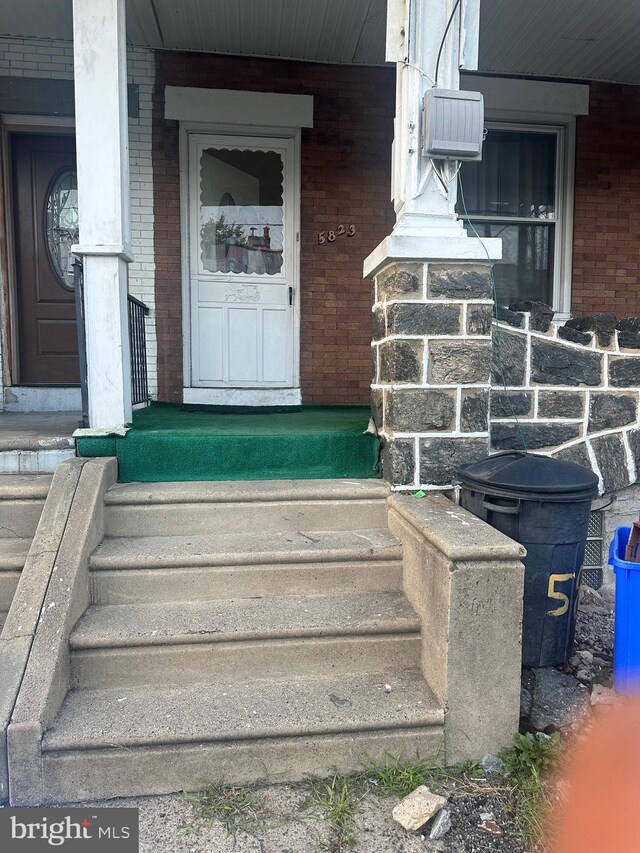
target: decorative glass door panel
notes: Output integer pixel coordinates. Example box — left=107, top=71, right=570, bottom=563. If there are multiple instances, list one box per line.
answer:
left=189, top=135, right=296, bottom=390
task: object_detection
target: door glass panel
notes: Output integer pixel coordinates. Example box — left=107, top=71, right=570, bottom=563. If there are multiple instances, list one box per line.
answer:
left=200, top=148, right=284, bottom=275
left=46, top=168, right=79, bottom=288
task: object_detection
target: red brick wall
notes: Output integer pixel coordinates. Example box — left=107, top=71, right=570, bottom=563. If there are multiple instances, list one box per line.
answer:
left=572, top=82, right=640, bottom=318
left=153, top=52, right=395, bottom=404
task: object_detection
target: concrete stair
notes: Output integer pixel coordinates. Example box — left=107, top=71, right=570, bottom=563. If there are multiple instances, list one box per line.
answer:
left=40, top=479, right=444, bottom=801
left=0, top=474, right=51, bottom=632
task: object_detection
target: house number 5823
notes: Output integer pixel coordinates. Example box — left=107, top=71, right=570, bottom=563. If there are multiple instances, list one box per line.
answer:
left=318, top=224, right=356, bottom=244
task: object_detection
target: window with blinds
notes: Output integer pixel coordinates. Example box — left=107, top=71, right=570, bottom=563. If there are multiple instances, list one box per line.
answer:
left=457, top=126, right=562, bottom=309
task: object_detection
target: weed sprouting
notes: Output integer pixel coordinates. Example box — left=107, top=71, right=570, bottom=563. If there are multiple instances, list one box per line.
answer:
left=304, top=774, right=363, bottom=852
left=185, top=781, right=273, bottom=836
left=501, top=732, right=563, bottom=847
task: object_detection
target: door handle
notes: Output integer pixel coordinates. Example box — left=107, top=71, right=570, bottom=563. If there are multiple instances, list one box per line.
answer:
left=289, top=286, right=294, bottom=305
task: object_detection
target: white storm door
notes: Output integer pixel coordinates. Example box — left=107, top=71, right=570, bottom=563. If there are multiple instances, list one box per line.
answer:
left=188, top=135, right=297, bottom=389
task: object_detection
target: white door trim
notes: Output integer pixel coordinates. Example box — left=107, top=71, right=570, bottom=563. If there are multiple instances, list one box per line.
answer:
left=183, top=387, right=301, bottom=406
left=179, top=123, right=301, bottom=405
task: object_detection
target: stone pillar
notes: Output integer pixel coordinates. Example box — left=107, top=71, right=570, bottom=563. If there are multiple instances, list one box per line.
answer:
left=371, top=259, right=494, bottom=489
left=72, top=0, right=132, bottom=429
left=369, top=1, right=500, bottom=488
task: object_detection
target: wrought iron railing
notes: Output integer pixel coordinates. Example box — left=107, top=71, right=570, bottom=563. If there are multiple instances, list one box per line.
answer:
left=127, top=294, right=150, bottom=406
left=73, top=257, right=150, bottom=422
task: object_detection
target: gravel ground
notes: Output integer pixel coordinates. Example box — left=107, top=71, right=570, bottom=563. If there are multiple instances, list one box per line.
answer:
left=45, top=587, right=614, bottom=853
left=54, top=785, right=530, bottom=853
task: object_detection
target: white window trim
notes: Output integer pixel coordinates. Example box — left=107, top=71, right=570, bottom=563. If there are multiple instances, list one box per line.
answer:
left=460, top=119, right=575, bottom=320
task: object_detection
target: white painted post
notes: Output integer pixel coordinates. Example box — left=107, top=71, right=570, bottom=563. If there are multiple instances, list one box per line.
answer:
left=366, top=0, right=502, bottom=493
left=382, top=0, right=495, bottom=242
left=72, top=0, right=132, bottom=429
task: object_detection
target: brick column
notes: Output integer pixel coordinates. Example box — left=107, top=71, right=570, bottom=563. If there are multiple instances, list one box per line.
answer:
left=371, top=260, right=494, bottom=489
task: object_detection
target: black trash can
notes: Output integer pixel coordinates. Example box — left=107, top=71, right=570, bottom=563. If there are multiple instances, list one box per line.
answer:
left=458, top=451, right=599, bottom=667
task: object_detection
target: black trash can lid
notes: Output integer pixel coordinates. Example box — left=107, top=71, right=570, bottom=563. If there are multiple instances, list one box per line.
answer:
left=458, top=450, right=599, bottom=502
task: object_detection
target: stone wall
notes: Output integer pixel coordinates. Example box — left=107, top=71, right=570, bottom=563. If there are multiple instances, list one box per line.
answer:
left=371, top=261, right=493, bottom=489
left=374, top=281, right=640, bottom=496
left=491, top=303, right=640, bottom=494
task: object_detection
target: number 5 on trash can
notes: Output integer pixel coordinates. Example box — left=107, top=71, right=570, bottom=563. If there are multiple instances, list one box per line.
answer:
left=547, top=573, right=576, bottom=616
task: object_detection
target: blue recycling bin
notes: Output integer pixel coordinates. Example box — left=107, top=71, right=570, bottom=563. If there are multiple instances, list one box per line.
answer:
left=608, top=526, right=640, bottom=693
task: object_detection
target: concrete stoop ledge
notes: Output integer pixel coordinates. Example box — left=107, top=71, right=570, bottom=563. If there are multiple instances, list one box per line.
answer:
left=5, top=472, right=525, bottom=805
left=0, top=461, right=85, bottom=802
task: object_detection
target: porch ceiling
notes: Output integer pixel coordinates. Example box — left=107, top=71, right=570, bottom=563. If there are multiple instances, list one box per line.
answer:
left=0, top=0, right=639, bottom=84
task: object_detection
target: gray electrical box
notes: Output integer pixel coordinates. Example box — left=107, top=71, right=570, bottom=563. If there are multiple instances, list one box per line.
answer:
left=422, top=88, right=484, bottom=161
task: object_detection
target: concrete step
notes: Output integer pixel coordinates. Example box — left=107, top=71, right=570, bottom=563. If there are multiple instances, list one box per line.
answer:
left=90, top=528, right=402, bottom=573
left=0, top=474, right=53, bottom=500
left=90, top=558, right=404, bottom=604
left=0, top=538, right=30, bottom=608
left=103, top=479, right=390, bottom=537
left=69, top=591, right=421, bottom=688
left=0, top=537, right=30, bottom=572
left=40, top=672, right=444, bottom=801
left=0, top=474, right=51, bottom=538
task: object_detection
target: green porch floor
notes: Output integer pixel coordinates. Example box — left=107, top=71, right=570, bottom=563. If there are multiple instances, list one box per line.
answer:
left=75, top=403, right=380, bottom=483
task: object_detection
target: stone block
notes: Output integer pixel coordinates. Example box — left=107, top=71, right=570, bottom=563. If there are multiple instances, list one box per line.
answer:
left=491, top=391, right=533, bottom=418
left=461, top=390, right=489, bottom=432
left=589, top=393, right=637, bottom=433
left=371, top=390, right=384, bottom=431
left=553, top=442, right=592, bottom=470
left=491, top=422, right=581, bottom=451
left=386, top=389, right=456, bottom=432
left=609, top=357, right=640, bottom=387
left=558, top=326, right=592, bottom=346
left=428, top=264, right=492, bottom=300
left=509, top=300, right=554, bottom=332
left=372, top=306, right=386, bottom=341
left=376, top=263, right=423, bottom=301
left=381, top=438, right=415, bottom=487
left=628, top=430, right=640, bottom=473
left=617, top=318, right=640, bottom=349
left=531, top=339, right=602, bottom=386
left=538, top=391, right=585, bottom=419
left=430, top=341, right=491, bottom=384
left=492, top=330, right=527, bottom=387
left=467, top=304, right=494, bottom=336
left=419, top=437, right=489, bottom=486
left=617, top=317, right=640, bottom=333
left=565, top=313, right=617, bottom=348
left=387, top=303, right=460, bottom=336
left=591, top=433, right=631, bottom=492
left=378, top=339, right=424, bottom=384
left=618, top=330, right=640, bottom=350
left=495, top=306, right=525, bottom=328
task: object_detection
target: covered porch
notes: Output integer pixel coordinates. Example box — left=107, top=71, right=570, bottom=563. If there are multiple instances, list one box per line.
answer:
left=0, top=0, right=638, bottom=488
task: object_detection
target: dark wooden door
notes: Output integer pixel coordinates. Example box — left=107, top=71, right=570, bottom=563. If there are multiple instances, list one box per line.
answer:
left=12, top=133, right=79, bottom=385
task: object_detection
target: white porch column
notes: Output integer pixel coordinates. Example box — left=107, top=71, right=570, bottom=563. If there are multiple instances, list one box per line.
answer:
left=385, top=0, right=482, bottom=238
left=72, top=0, right=132, bottom=429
